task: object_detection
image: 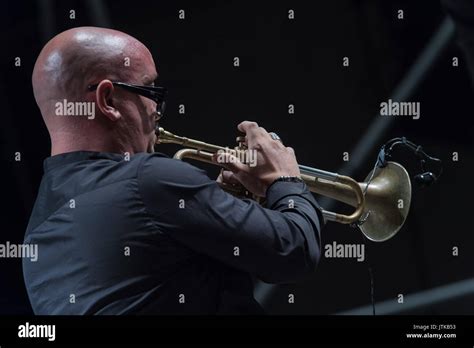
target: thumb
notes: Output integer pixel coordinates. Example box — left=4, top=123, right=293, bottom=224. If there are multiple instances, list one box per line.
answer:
left=221, top=170, right=241, bottom=185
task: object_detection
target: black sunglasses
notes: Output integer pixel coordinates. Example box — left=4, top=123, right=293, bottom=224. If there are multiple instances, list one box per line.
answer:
left=87, top=81, right=167, bottom=117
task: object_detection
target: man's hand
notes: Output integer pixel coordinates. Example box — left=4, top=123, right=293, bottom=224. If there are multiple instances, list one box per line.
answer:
left=213, top=121, right=301, bottom=197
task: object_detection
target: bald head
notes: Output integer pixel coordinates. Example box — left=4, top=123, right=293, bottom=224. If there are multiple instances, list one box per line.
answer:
left=33, top=27, right=159, bottom=155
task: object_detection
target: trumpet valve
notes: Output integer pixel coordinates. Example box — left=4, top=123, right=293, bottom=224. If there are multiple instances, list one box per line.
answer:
left=236, top=136, right=247, bottom=150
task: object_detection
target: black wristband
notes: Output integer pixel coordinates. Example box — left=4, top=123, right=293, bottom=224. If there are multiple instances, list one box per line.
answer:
left=273, top=175, right=304, bottom=184
left=266, top=175, right=304, bottom=195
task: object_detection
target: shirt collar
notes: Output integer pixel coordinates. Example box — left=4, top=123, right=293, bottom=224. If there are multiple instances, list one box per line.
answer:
left=43, top=151, right=125, bottom=172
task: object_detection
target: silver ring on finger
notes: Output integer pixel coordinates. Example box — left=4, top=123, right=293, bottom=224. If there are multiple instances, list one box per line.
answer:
left=269, top=132, right=282, bottom=142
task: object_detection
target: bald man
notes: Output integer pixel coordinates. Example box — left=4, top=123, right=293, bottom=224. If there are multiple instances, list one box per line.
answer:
left=23, top=27, right=323, bottom=314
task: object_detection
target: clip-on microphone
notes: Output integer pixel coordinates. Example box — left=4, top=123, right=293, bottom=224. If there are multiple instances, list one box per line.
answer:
left=376, top=137, right=442, bottom=188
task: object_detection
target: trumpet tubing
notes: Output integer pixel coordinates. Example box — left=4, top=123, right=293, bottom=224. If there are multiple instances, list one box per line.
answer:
left=155, top=127, right=412, bottom=242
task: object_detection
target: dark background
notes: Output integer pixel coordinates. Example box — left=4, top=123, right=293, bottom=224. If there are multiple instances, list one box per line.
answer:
left=0, top=0, right=473, bottom=315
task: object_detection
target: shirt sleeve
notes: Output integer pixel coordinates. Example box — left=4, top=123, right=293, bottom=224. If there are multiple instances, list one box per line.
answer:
left=138, top=154, right=323, bottom=284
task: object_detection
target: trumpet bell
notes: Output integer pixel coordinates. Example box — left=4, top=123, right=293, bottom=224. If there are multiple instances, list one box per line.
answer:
left=360, top=161, right=412, bottom=242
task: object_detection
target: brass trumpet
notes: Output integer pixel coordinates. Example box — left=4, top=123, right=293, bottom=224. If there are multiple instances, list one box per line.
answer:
left=156, top=127, right=412, bottom=242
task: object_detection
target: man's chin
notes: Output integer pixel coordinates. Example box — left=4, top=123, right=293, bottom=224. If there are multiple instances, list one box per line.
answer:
left=147, top=133, right=157, bottom=153
left=147, top=142, right=155, bottom=153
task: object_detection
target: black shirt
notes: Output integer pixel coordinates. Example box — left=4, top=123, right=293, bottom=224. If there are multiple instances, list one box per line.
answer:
left=23, top=151, right=323, bottom=314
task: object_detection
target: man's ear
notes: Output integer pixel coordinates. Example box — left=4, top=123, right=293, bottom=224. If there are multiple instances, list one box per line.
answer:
left=95, top=80, right=121, bottom=121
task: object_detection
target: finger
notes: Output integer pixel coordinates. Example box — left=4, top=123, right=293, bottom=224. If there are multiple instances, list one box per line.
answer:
left=257, top=126, right=274, bottom=142
left=239, top=123, right=269, bottom=150
left=238, top=121, right=259, bottom=149
left=237, top=121, right=258, bottom=134
left=267, top=134, right=285, bottom=150
left=212, top=152, right=248, bottom=174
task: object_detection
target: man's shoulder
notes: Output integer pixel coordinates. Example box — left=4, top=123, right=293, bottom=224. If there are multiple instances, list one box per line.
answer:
left=136, top=152, right=216, bottom=212
left=136, top=151, right=210, bottom=185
